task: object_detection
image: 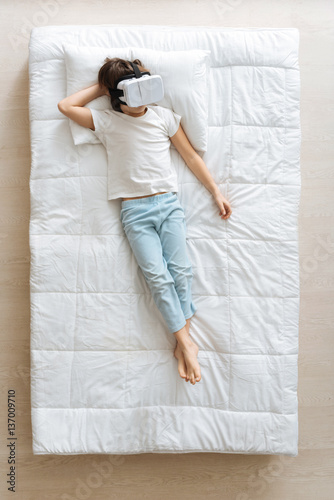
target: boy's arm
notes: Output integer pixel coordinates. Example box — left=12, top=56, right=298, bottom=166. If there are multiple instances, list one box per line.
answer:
left=58, top=83, right=107, bottom=130
left=170, top=124, right=232, bottom=219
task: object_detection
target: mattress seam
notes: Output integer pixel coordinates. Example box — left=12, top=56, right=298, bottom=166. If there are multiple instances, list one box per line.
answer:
left=30, top=407, right=298, bottom=415
left=227, top=65, right=233, bottom=412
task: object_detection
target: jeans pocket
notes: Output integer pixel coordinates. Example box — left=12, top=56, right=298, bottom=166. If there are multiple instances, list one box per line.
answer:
left=120, top=209, right=125, bottom=226
left=120, top=206, right=132, bottom=224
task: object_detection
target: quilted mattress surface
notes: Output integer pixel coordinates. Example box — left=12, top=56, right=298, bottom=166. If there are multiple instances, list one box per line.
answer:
left=28, top=24, right=301, bottom=455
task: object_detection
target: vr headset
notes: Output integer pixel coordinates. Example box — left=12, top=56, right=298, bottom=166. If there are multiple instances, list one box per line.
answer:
left=108, top=61, right=164, bottom=108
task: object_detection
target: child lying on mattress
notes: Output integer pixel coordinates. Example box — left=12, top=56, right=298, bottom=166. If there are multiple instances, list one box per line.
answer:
left=58, top=57, right=232, bottom=387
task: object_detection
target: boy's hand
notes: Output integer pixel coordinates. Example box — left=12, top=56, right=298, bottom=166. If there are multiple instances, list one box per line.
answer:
left=212, top=190, right=232, bottom=220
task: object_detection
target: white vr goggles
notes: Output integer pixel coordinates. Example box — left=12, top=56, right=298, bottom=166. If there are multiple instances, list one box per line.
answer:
left=108, top=61, right=164, bottom=107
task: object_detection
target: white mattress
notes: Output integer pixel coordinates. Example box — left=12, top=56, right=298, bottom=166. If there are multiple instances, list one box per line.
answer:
left=28, top=24, right=301, bottom=456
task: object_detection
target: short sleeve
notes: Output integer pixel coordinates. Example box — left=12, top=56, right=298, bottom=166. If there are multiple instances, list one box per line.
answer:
left=165, top=108, right=182, bottom=138
left=90, top=108, right=114, bottom=142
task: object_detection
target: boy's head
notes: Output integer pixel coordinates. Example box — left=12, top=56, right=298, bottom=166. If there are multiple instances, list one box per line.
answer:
left=98, top=57, right=150, bottom=114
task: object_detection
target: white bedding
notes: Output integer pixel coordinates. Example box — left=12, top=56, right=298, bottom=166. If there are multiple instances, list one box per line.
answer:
left=28, top=24, right=301, bottom=456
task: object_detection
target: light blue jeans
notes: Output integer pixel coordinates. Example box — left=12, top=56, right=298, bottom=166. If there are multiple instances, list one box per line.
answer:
left=120, top=192, right=197, bottom=334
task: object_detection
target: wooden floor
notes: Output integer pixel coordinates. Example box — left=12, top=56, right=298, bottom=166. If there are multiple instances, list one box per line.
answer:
left=1, top=1, right=333, bottom=499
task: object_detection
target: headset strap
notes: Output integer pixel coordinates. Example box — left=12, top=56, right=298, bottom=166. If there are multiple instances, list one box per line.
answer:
left=130, top=61, right=142, bottom=78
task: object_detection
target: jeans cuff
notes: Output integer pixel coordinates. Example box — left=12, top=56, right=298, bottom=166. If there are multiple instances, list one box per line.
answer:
left=184, top=302, right=197, bottom=320
left=169, top=318, right=187, bottom=334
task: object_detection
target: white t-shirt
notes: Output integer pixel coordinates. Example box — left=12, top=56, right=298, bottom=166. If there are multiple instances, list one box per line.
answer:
left=90, top=104, right=182, bottom=200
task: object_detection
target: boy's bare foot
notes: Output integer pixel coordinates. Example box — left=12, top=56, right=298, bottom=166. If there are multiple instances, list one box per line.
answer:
left=181, top=340, right=201, bottom=385
left=173, top=321, right=201, bottom=385
left=173, top=319, right=189, bottom=380
left=173, top=341, right=187, bottom=379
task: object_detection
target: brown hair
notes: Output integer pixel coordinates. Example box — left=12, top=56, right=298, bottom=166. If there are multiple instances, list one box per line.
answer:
left=98, top=57, right=150, bottom=113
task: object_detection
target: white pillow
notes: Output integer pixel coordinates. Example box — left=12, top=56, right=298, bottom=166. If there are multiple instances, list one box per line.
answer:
left=63, top=43, right=210, bottom=152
